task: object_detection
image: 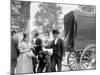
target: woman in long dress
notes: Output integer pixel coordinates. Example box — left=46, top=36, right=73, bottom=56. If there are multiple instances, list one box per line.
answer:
left=15, top=33, right=34, bottom=74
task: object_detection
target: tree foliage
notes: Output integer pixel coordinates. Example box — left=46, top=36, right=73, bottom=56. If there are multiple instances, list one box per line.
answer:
left=11, top=0, right=30, bottom=31
left=34, top=3, right=62, bottom=35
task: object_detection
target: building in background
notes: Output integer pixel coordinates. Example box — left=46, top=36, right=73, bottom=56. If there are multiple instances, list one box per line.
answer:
left=78, top=5, right=96, bottom=13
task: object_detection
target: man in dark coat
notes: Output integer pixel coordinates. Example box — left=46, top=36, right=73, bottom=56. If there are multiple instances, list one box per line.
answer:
left=45, top=29, right=65, bottom=72
left=11, top=31, right=19, bottom=75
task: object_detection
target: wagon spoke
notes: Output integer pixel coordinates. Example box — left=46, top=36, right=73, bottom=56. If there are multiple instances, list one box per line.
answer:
left=81, top=59, right=90, bottom=69
left=69, top=59, right=76, bottom=62
left=74, top=64, right=80, bottom=70
left=71, top=63, right=78, bottom=70
left=69, top=57, right=76, bottom=61
left=69, top=56, right=76, bottom=58
left=84, top=51, right=90, bottom=57
left=69, top=54, right=76, bottom=58
left=82, top=55, right=91, bottom=61
left=81, top=63, right=87, bottom=69
left=70, top=61, right=76, bottom=65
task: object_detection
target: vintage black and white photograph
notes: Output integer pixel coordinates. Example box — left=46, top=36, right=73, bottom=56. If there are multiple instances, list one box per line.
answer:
left=11, top=0, right=96, bottom=75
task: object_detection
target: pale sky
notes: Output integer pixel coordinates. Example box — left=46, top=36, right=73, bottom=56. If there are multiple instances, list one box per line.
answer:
left=30, top=2, right=78, bottom=31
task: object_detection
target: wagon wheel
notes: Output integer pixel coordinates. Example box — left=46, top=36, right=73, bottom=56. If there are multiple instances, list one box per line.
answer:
left=67, top=52, right=80, bottom=71
left=80, top=45, right=96, bottom=70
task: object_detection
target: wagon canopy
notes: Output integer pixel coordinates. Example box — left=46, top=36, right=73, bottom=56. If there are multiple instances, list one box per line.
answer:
left=64, top=11, right=77, bottom=51
left=64, top=11, right=96, bottom=51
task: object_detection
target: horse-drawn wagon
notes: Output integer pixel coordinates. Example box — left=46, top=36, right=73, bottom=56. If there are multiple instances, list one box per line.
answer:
left=64, top=11, right=96, bottom=70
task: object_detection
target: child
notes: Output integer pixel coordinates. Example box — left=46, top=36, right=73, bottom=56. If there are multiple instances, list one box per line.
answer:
left=37, top=51, right=51, bottom=73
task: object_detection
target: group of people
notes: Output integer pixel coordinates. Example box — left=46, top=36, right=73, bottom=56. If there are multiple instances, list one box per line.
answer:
left=11, top=29, right=65, bottom=75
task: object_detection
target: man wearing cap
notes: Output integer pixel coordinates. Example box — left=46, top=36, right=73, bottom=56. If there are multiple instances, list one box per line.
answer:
left=45, top=29, right=65, bottom=72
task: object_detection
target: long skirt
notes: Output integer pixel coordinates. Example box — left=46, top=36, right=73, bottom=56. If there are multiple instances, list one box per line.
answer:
left=15, top=53, right=33, bottom=74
